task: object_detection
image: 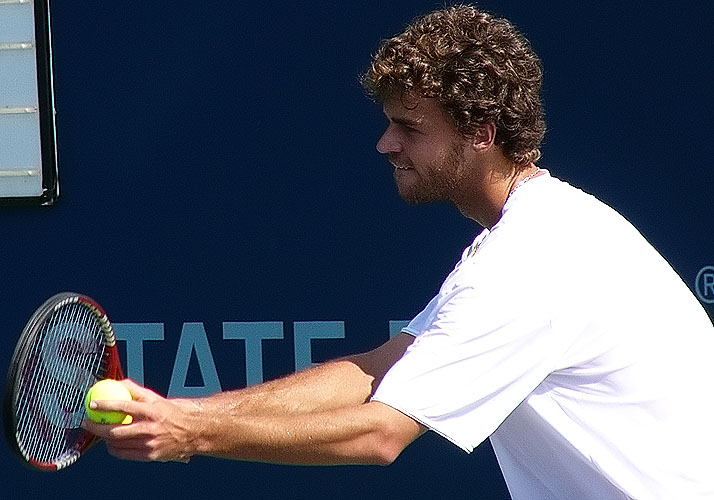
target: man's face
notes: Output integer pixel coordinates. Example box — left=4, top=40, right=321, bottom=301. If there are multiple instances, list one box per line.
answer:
left=377, top=95, right=469, bottom=206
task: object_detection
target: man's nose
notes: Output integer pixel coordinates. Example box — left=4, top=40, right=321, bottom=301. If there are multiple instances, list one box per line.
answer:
left=376, top=127, right=402, bottom=154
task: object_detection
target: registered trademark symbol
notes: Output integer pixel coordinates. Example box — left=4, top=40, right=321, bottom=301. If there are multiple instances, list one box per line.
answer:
left=695, top=266, right=714, bottom=304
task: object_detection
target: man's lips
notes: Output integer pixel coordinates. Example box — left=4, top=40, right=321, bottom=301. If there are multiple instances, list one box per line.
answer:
left=387, top=156, right=413, bottom=170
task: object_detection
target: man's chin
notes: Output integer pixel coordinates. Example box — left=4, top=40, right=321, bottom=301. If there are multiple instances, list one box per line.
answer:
left=396, top=186, right=438, bottom=206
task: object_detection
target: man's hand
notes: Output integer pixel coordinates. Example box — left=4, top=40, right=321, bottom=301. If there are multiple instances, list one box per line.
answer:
left=83, top=379, right=197, bottom=463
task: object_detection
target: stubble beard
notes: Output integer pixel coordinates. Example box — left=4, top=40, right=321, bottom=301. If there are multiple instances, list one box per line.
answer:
left=395, top=141, right=467, bottom=206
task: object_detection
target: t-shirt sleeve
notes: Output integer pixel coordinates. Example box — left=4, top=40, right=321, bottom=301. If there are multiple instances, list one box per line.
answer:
left=372, top=271, right=561, bottom=452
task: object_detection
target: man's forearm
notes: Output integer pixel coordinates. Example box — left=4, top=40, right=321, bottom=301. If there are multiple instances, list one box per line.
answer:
left=195, top=333, right=414, bottom=417
left=186, top=401, right=423, bottom=466
left=197, top=356, right=375, bottom=416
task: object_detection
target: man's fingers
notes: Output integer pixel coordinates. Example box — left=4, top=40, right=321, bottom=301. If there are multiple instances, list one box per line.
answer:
left=104, top=441, right=153, bottom=462
left=87, top=397, right=158, bottom=421
left=85, top=380, right=163, bottom=423
left=82, top=417, right=145, bottom=438
left=81, top=383, right=191, bottom=463
left=82, top=419, right=111, bottom=438
left=105, top=442, right=190, bottom=463
left=117, top=379, right=161, bottom=402
left=103, top=432, right=191, bottom=463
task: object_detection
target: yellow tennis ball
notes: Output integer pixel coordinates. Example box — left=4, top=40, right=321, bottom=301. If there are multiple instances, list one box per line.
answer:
left=84, top=379, right=133, bottom=425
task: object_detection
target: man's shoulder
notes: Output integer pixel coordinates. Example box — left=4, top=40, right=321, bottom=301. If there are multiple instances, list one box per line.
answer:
left=505, top=172, right=625, bottom=232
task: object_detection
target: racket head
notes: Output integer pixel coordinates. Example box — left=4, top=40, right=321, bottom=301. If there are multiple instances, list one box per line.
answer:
left=3, top=293, right=123, bottom=471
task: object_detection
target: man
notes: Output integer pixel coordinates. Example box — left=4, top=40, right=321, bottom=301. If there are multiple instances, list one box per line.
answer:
left=86, top=5, right=714, bottom=499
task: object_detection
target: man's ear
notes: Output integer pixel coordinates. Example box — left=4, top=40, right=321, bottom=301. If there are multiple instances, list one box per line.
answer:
left=470, top=122, right=497, bottom=152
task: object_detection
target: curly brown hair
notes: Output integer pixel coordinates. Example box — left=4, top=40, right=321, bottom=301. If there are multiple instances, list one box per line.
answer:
left=362, top=5, right=545, bottom=166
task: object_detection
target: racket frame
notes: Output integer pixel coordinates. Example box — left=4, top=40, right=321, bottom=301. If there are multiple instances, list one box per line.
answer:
left=3, top=293, right=124, bottom=471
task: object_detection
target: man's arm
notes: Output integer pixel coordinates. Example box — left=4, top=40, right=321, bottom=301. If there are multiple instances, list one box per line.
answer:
left=84, top=333, right=423, bottom=464
left=200, top=332, right=415, bottom=416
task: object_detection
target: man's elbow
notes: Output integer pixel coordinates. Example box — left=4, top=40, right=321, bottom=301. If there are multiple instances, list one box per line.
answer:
left=343, top=401, right=425, bottom=466
left=369, top=437, right=404, bottom=466
left=367, top=414, right=425, bottom=466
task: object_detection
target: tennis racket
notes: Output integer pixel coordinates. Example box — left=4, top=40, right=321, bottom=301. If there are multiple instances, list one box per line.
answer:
left=3, top=292, right=123, bottom=471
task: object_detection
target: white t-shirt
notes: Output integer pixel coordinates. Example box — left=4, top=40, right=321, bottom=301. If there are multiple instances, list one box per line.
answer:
left=372, top=172, right=714, bottom=499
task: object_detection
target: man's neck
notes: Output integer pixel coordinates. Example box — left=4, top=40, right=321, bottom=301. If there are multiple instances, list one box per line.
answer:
left=454, top=162, right=540, bottom=229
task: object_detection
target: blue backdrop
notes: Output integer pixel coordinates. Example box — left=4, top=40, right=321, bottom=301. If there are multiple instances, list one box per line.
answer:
left=2, top=1, right=713, bottom=499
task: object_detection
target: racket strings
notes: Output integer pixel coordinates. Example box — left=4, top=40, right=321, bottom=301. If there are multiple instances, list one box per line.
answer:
left=36, top=304, right=102, bottom=463
left=36, top=306, right=85, bottom=463
left=14, top=303, right=106, bottom=465
left=16, top=303, right=83, bottom=462
left=15, top=305, right=68, bottom=462
left=43, top=304, right=102, bottom=462
left=15, top=303, right=71, bottom=447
